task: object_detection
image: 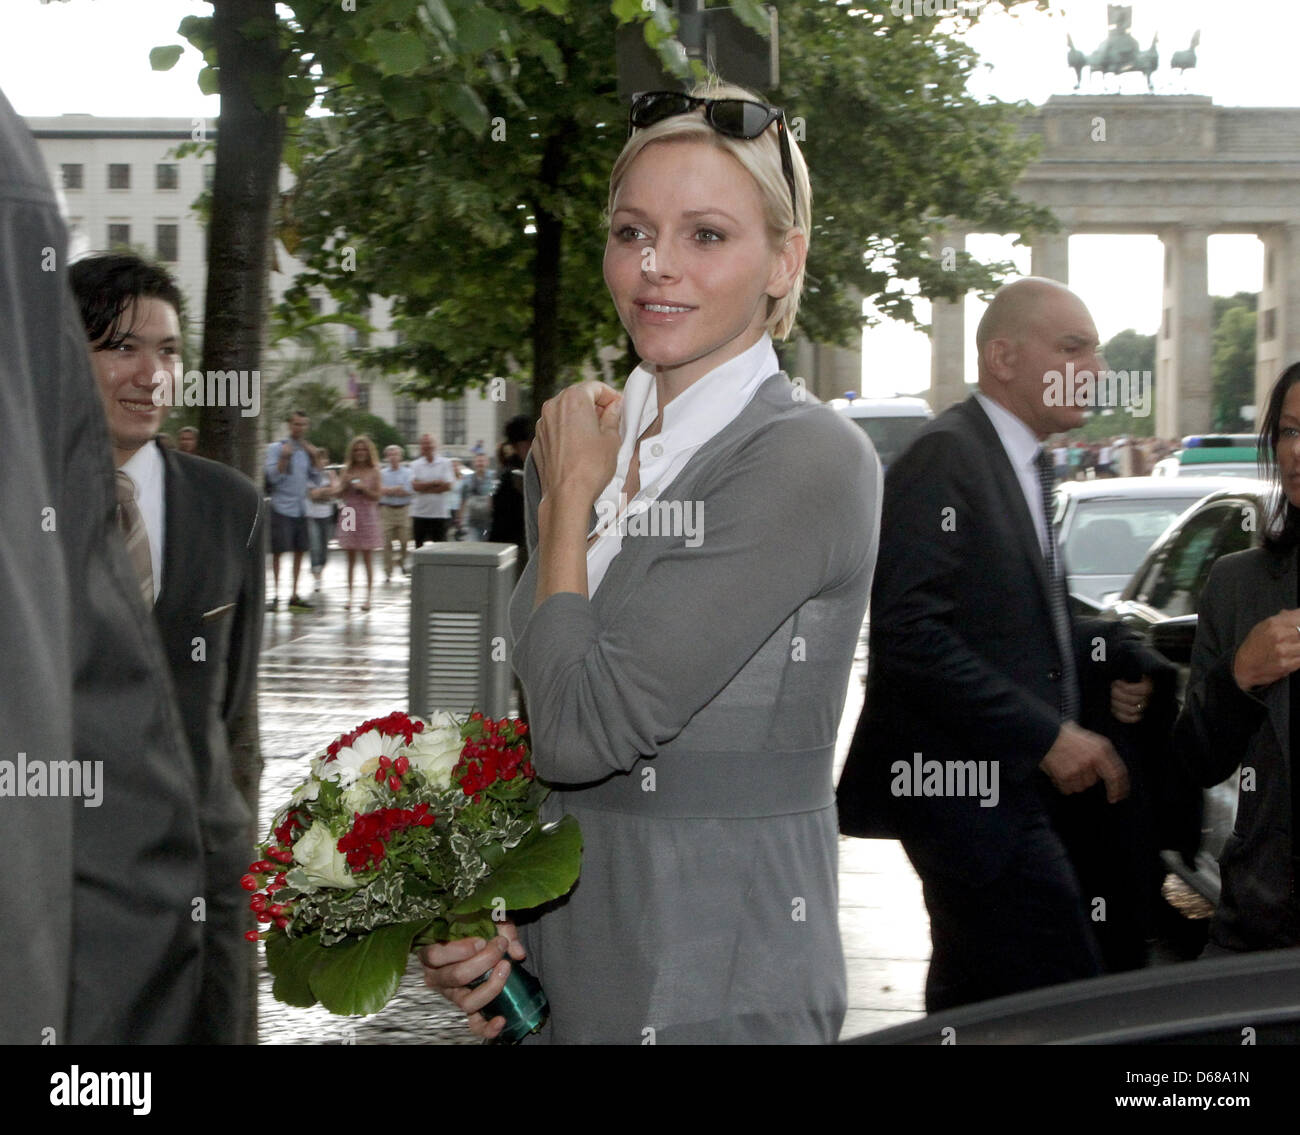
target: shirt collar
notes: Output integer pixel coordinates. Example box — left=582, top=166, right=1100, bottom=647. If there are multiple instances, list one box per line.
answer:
left=974, top=390, right=1042, bottom=472
left=120, top=437, right=165, bottom=496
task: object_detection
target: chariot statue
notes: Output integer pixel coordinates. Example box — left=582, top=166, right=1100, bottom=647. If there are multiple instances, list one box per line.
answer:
left=1065, top=5, right=1199, bottom=92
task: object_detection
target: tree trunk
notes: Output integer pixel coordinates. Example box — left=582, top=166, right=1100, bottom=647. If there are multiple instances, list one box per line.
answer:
left=201, top=0, right=287, bottom=1045
left=529, top=129, right=568, bottom=416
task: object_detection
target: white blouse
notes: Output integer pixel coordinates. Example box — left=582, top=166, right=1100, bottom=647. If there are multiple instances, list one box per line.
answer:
left=586, top=333, right=780, bottom=596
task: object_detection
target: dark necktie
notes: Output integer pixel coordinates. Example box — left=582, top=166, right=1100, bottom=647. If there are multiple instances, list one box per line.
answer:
left=115, top=470, right=154, bottom=608
left=1034, top=448, right=1078, bottom=721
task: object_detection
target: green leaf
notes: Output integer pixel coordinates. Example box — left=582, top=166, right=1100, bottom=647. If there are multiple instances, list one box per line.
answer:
left=177, top=14, right=214, bottom=54
left=266, top=932, right=323, bottom=1008
left=379, top=76, right=429, bottom=121
left=371, top=29, right=429, bottom=75
left=149, top=44, right=185, bottom=72
left=450, top=815, right=582, bottom=915
left=610, top=0, right=647, bottom=21
left=455, top=6, right=503, bottom=54
left=730, top=0, right=771, bottom=37
left=444, top=83, right=489, bottom=135
left=197, top=66, right=220, bottom=97
left=307, top=919, right=431, bottom=1016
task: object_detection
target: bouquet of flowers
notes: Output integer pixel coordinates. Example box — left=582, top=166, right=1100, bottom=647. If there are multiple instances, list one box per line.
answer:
left=244, top=709, right=580, bottom=1038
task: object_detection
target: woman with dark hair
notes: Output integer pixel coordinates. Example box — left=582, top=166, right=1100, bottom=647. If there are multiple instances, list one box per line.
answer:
left=1173, top=361, right=1300, bottom=954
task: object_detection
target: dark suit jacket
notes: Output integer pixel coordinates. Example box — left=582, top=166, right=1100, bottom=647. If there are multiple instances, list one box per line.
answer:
left=1174, top=545, right=1300, bottom=950
left=2, top=90, right=216, bottom=1044
left=154, top=443, right=265, bottom=1042
left=837, top=396, right=1072, bottom=885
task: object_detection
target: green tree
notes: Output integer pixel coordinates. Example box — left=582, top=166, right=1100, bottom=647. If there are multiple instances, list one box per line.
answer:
left=1071, top=328, right=1157, bottom=440
left=282, top=0, right=1054, bottom=413
left=1211, top=293, right=1257, bottom=431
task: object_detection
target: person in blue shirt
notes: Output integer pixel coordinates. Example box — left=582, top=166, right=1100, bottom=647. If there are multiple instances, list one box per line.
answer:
left=265, top=410, right=322, bottom=611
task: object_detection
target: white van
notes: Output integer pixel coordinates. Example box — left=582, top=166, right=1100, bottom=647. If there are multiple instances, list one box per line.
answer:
left=829, top=394, right=933, bottom=470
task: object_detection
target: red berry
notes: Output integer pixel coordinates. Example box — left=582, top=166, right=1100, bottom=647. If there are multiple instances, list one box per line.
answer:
left=244, top=930, right=260, bottom=942
left=240, top=874, right=259, bottom=891
left=249, top=895, right=267, bottom=913
left=388, top=774, right=402, bottom=792
left=256, top=912, right=272, bottom=923
left=379, top=755, right=392, bottom=771
left=375, top=768, right=385, bottom=782
left=269, top=903, right=286, bottom=917
left=394, top=756, right=410, bottom=775
left=274, top=916, right=290, bottom=930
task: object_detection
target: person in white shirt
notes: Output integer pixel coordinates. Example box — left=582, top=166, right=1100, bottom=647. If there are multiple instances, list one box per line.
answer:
left=408, top=433, right=457, bottom=545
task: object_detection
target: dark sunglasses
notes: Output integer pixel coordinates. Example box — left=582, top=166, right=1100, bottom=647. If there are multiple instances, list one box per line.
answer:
left=627, top=90, right=798, bottom=222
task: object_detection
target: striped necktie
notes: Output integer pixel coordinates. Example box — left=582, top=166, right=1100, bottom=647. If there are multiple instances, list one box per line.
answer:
left=115, top=470, right=154, bottom=608
left=1034, top=448, right=1078, bottom=721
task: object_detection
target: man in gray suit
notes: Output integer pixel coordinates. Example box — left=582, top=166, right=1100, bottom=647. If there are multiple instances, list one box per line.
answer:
left=71, top=252, right=265, bottom=1044
left=0, top=90, right=208, bottom=1043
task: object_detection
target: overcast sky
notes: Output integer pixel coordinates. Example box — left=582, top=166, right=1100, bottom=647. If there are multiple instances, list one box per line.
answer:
left=2, top=0, right=1295, bottom=396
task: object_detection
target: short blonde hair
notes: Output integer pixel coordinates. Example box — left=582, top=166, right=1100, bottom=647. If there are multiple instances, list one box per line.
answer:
left=609, top=79, right=811, bottom=340
left=343, top=435, right=379, bottom=471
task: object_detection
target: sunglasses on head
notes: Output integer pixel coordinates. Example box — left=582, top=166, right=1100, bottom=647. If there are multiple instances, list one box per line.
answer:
left=627, top=90, right=798, bottom=222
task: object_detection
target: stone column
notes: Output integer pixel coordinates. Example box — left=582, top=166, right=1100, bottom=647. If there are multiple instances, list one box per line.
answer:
left=929, top=229, right=966, bottom=412
left=1256, top=224, right=1300, bottom=420
left=1029, top=230, right=1070, bottom=284
left=1156, top=226, right=1213, bottom=438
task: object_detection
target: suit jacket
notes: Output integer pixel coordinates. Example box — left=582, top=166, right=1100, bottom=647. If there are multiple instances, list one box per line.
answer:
left=153, top=442, right=265, bottom=1042
left=1173, top=545, right=1300, bottom=950
left=837, top=395, right=1071, bottom=885
left=1, top=91, right=215, bottom=1044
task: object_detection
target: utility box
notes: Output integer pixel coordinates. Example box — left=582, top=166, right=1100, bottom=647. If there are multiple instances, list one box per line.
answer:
left=409, top=542, right=518, bottom=719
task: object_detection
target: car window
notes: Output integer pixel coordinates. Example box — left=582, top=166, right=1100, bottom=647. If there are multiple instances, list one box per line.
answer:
left=847, top=417, right=928, bottom=467
left=1061, top=497, right=1203, bottom=577
left=1135, top=502, right=1252, bottom=617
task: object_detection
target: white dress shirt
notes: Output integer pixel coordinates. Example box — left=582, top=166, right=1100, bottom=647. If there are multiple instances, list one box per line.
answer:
left=120, top=440, right=166, bottom=602
left=586, top=334, right=780, bottom=596
left=973, top=391, right=1049, bottom=558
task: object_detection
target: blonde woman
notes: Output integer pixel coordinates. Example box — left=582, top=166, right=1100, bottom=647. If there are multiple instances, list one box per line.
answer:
left=423, top=83, right=881, bottom=1043
left=335, top=435, right=382, bottom=611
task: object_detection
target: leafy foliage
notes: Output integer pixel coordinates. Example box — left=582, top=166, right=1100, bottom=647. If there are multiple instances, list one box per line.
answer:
left=277, top=0, right=1054, bottom=410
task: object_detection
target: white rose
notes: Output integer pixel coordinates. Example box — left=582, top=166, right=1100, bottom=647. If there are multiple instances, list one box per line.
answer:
left=342, top=778, right=380, bottom=816
left=292, top=820, right=358, bottom=890
left=405, top=720, right=464, bottom=789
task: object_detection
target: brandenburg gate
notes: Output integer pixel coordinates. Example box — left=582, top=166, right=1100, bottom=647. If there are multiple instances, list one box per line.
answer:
left=931, top=94, right=1300, bottom=437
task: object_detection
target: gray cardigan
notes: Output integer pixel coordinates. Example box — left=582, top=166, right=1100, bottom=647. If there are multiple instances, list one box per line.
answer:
left=509, top=372, right=881, bottom=1043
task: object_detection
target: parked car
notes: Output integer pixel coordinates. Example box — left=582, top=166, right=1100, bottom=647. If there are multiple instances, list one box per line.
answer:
left=829, top=394, right=932, bottom=471
left=1054, top=476, right=1239, bottom=613
left=1151, top=435, right=1264, bottom=478
left=1100, top=479, right=1276, bottom=902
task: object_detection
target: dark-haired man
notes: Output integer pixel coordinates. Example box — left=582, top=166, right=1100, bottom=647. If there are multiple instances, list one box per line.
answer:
left=70, top=251, right=265, bottom=1043
left=266, top=410, right=321, bottom=610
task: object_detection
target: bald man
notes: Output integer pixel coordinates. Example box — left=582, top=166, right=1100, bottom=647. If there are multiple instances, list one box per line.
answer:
left=838, top=278, right=1154, bottom=1011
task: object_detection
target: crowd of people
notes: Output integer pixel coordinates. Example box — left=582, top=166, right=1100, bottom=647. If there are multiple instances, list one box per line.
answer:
left=1048, top=434, right=1184, bottom=481
left=262, top=420, right=534, bottom=611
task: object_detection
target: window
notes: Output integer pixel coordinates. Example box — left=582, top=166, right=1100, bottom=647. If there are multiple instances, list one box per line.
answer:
left=156, top=223, right=179, bottom=263
left=396, top=397, right=418, bottom=443
left=155, top=163, right=179, bottom=190
left=61, top=163, right=83, bottom=190
left=308, top=296, right=323, bottom=316
left=1136, top=503, right=1244, bottom=618
left=107, top=223, right=131, bottom=248
left=443, top=398, right=467, bottom=447
left=108, top=163, right=130, bottom=189
left=355, top=383, right=370, bottom=412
